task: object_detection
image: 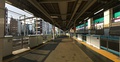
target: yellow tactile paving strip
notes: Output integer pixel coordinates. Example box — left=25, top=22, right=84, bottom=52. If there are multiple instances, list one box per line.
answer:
left=73, top=38, right=120, bottom=62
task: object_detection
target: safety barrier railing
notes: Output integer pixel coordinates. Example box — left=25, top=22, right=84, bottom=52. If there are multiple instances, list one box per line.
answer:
left=100, top=35, right=120, bottom=58
left=76, top=34, right=120, bottom=58
left=12, top=36, right=29, bottom=51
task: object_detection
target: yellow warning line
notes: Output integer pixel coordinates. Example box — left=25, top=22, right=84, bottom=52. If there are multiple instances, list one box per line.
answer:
left=73, top=37, right=120, bottom=62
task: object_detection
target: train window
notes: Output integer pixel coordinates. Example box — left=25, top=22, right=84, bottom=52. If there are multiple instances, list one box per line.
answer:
left=94, top=17, right=104, bottom=30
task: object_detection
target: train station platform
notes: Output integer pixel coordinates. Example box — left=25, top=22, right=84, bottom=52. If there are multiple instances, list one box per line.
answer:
left=3, top=36, right=119, bottom=62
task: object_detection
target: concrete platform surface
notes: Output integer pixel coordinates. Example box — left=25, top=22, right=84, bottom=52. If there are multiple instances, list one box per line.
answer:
left=45, top=38, right=93, bottom=62
left=4, top=36, right=114, bottom=62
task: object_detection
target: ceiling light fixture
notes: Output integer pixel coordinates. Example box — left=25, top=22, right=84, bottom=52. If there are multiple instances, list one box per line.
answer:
left=51, top=16, right=58, bottom=18
left=94, top=8, right=104, bottom=15
left=79, top=21, right=82, bottom=24
left=6, top=1, right=12, bottom=5
left=23, top=9, right=34, bottom=15
left=84, top=17, right=89, bottom=20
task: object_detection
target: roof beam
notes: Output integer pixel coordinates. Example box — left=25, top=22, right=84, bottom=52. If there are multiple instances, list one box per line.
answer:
left=66, top=0, right=82, bottom=27
left=68, top=0, right=97, bottom=29
left=50, top=12, right=91, bottom=16
left=38, top=0, right=76, bottom=3
left=50, top=14, right=71, bottom=16
left=27, top=0, right=61, bottom=28
left=59, top=2, right=68, bottom=20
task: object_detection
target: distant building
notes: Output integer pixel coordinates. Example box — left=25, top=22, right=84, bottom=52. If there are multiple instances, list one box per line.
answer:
left=46, top=22, right=52, bottom=34
left=34, top=18, right=52, bottom=35
left=10, top=18, right=18, bottom=35
left=5, top=3, right=34, bottom=36
left=31, top=22, right=35, bottom=34
left=42, top=20, right=46, bottom=34
left=26, top=24, right=34, bottom=35
left=4, top=8, right=9, bottom=35
left=42, top=20, right=52, bottom=35
left=35, top=19, right=42, bottom=34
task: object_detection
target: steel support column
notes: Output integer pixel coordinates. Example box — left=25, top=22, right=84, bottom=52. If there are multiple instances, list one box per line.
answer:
left=52, top=25, right=55, bottom=40
left=0, top=0, right=5, bottom=62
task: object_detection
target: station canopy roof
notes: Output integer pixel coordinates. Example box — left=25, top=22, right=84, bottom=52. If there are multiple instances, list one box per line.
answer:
left=6, top=0, right=120, bottom=31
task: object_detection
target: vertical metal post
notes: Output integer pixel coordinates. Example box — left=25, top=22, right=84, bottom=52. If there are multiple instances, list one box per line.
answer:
left=24, top=15, right=26, bottom=36
left=58, top=29, right=59, bottom=36
left=84, top=21, right=86, bottom=34
left=89, top=18, right=93, bottom=45
left=36, top=18, right=38, bottom=35
left=59, top=29, right=61, bottom=36
left=74, top=23, right=76, bottom=38
left=26, top=19, right=29, bottom=35
left=21, top=36, right=24, bottom=48
left=45, top=22, right=47, bottom=35
left=106, top=37, right=109, bottom=50
left=118, top=37, right=120, bottom=59
left=72, top=23, right=76, bottom=42
left=89, top=31, right=91, bottom=45
left=52, top=25, right=55, bottom=40
left=89, top=29, right=91, bottom=45
left=19, top=17, right=21, bottom=35
left=22, top=15, right=26, bottom=48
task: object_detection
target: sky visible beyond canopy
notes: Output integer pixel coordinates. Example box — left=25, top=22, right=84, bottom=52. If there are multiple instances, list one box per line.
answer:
left=5, top=3, right=34, bottom=24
